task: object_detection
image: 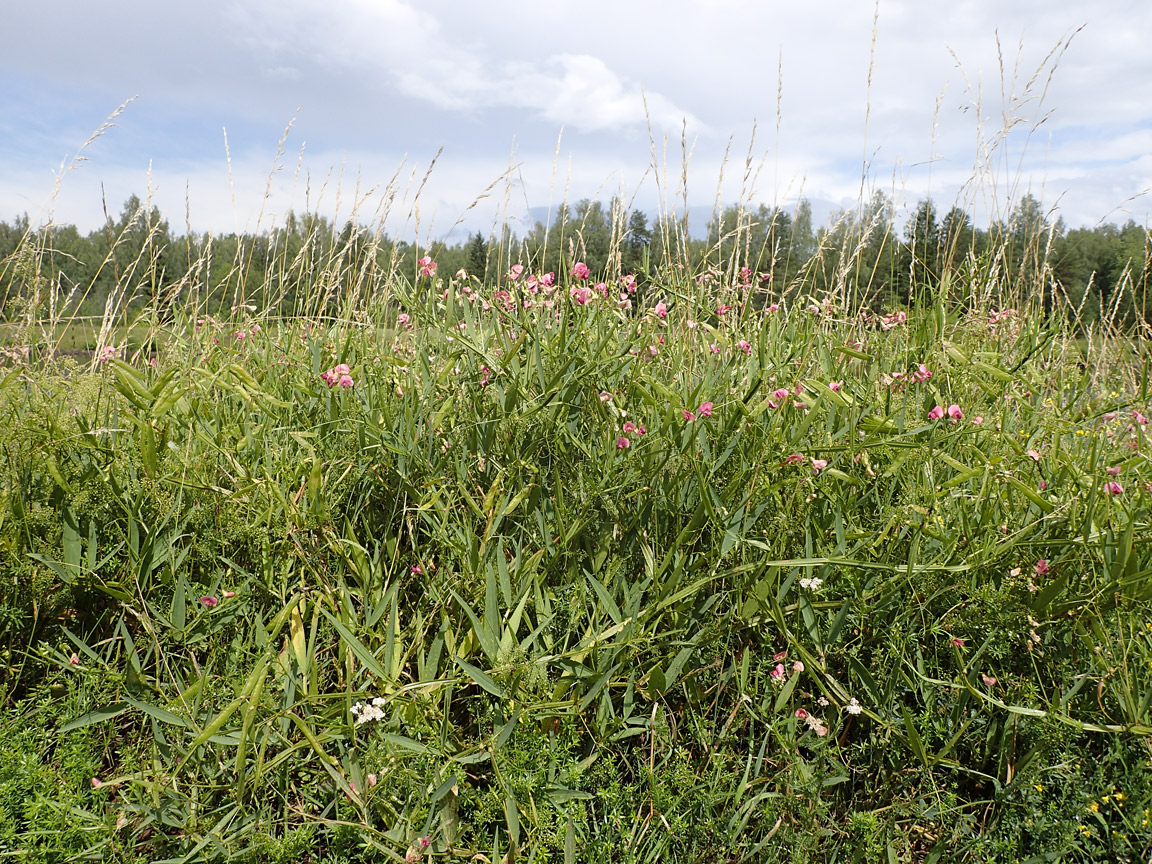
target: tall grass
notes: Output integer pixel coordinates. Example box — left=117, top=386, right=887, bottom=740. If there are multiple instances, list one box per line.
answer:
left=2, top=37, right=1152, bottom=864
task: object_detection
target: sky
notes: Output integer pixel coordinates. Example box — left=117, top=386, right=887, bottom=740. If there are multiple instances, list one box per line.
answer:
left=2, top=0, right=1150, bottom=244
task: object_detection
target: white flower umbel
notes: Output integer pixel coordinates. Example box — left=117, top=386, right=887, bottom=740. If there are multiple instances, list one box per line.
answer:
left=799, top=576, right=823, bottom=591
left=844, top=697, right=863, bottom=715
left=351, top=698, right=386, bottom=725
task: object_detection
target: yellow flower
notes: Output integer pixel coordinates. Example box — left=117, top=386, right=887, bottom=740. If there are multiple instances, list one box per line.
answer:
left=1034, top=783, right=1043, bottom=793
left=1088, top=801, right=1099, bottom=813
left=1114, top=791, right=1126, bottom=803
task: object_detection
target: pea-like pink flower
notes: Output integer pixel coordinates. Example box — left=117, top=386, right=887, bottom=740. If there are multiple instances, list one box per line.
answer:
left=947, top=404, right=964, bottom=421
left=783, top=454, right=805, bottom=465
left=1034, top=559, right=1049, bottom=576
left=928, top=405, right=945, bottom=421
left=810, top=458, right=828, bottom=473
left=1107, top=465, right=1122, bottom=475
left=770, top=663, right=785, bottom=680
left=738, top=339, right=752, bottom=355
left=772, top=388, right=789, bottom=402
left=698, top=401, right=714, bottom=418
left=623, top=421, right=636, bottom=434
left=616, top=436, right=630, bottom=449
left=829, top=381, right=843, bottom=392
left=397, top=313, right=412, bottom=329
left=682, top=409, right=696, bottom=422
left=570, top=285, right=593, bottom=305
left=200, top=596, right=218, bottom=608
left=654, top=301, right=668, bottom=319
left=1105, top=480, right=1124, bottom=495
left=710, top=343, right=721, bottom=354
left=913, top=364, right=932, bottom=383
left=418, top=256, right=437, bottom=277
left=508, top=264, right=524, bottom=281
left=572, top=262, right=590, bottom=281
left=1027, top=449, right=1042, bottom=461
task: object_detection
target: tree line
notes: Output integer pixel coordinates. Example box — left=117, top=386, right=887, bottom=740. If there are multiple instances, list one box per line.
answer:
left=1, top=191, right=1149, bottom=325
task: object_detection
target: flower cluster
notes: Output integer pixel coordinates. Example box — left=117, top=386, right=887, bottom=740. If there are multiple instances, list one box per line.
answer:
left=321, top=363, right=355, bottom=388
left=351, top=697, right=386, bottom=725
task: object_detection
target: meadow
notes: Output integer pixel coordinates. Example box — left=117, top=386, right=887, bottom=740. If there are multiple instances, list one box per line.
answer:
left=2, top=148, right=1152, bottom=864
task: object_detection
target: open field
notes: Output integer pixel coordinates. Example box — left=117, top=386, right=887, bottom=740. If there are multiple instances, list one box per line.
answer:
left=2, top=214, right=1152, bottom=863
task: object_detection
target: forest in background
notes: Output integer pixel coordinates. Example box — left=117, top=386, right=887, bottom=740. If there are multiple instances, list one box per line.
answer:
left=2, top=190, right=1150, bottom=330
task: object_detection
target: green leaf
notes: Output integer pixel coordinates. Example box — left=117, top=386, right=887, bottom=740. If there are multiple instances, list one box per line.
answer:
left=59, top=703, right=129, bottom=733
left=454, top=657, right=506, bottom=698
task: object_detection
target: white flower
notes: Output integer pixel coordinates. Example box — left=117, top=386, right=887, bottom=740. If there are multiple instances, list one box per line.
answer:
left=817, top=696, right=829, bottom=707
left=352, top=700, right=386, bottom=725
left=845, top=697, right=863, bottom=715
left=799, top=577, right=823, bottom=591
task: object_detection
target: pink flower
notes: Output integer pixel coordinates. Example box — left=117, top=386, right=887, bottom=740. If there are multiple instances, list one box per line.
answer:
left=1133, top=410, right=1149, bottom=426
left=200, top=596, right=218, bottom=608
left=97, top=345, right=118, bottom=362
left=928, top=405, right=945, bottom=421
left=594, top=281, right=608, bottom=297
left=412, top=564, right=424, bottom=575
left=972, top=416, right=984, bottom=425
left=950, top=637, right=965, bottom=648
left=616, top=436, right=630, bottom=449
left=1034, top=559, right=1049, bottom=576
left=913, top=364, right=932, bottom=383
left=795, top=708, right=809, bottom=719
left=1105, top=480, right=1124, bottom=495
left=91, top=777, right=103, bottom=789
left=622, top=274, right=637, bottom=293
left=737, top=339, right=752, bottom=355
left=783, top=454, right=805, bottom=465
left=767, top=303, right=780, bottom=312
left=710, top=343, right=721, bottom=354
left=418, top=256, right=437, bottom=277
left=698, top=401, right=714, bottom=418
left=810, top=458, right=828, bottom=473
left=397, top=313, right=412, bottom=330
left=69, top=653, right=80, bottom=665
left=716, top=304, right=732, bottom=316
left=623, top=421, right=636, bottom=434
left=682, top=409, right=696, bottom=422
left=772, top=650, right=788, bottom=661
left=508, top=264, right=524, bottom=281
left=334, top=363, right=350, bottom=376
left=1026, top=449, right=1042, bottom=462
left=222, top=590, right=235, bottom=599
left=770, top=663, right=785, bottom=680
left=792, top=660, right=805, bottom=673
left=654, top=301, right=668, bottom=319
left=947, top=404, right=964, bottom=421
left=814, top=723, right=829, bottom=736
left=981, top=674, right=998, bottom=687
left=636, top=424, right=647, bottom=435
left=1107, top=465, right=1122, bottom=475
left=572, top=262, right=590, bottom=281
left=829, top=381, right=843, bottom=392
left=367, top=773, right=378, bottom=787
left=338, top=374, right=354, bottom=389
left=772, top=388, right=790, bottom=402
left=540, top=272, right=555, bottom=287
left=599, top=391, right=613, bottom=402
left=570, top=285, right=593, bottom=305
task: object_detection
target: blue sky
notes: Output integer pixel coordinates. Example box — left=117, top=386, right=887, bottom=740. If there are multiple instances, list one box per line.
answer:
left=2, top=0, right=1149, bottom=242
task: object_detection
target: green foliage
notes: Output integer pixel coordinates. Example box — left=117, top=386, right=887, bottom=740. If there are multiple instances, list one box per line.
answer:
left=2, top=177, right=1152, bottom=864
